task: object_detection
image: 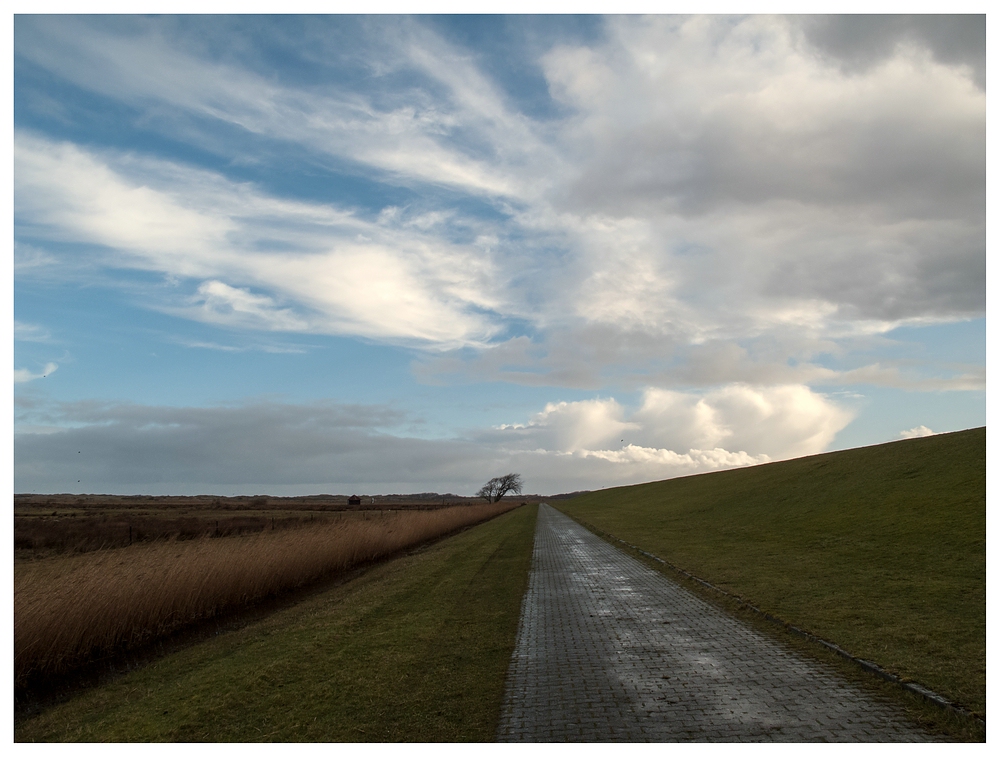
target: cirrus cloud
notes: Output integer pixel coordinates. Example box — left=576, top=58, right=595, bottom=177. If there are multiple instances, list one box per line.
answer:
left=14, top=131, right=503, bottom=349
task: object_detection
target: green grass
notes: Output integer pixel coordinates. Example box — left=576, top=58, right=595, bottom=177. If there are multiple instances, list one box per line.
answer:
left=557, top=428, right=985, bottom=718
left=15, top=504, right=538, bottom=742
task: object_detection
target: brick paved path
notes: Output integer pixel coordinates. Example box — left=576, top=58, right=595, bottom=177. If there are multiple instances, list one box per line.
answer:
left=497, top=504, right=936, bottom=742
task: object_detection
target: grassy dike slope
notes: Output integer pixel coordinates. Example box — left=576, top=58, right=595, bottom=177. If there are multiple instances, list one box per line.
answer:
left=16, top=504, right=537, bottom=742
left=558, top=428, right=985, bottom=717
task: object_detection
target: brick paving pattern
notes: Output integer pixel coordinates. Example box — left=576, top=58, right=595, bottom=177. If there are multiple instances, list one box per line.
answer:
left=497, top=504, right=937, bottom=742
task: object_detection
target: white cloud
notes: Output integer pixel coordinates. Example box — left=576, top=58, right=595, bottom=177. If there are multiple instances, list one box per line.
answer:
left=13, top=242, right=58, bottom=272
left=14, top=385, right=850, bottom=494
left=14, top=321, right=52, bottom=343
left=14, top=132, right=500, bottom=349
left=632, top=384, right=854, bottom=459
left=579, top=445, right=767, bottom=471
left=12, top=16, right=984, bottom=398
left=478, top=383, right=851, bottom=488
left=171, top=338, right=243, bottom=352
left=506, top=384, right=851, bottom=460
left=515, top=398, right=640, bottom=453
left=190, top=280, right=310, bottom=332
left=14, top=16, right=534, bottom=199
left=545, top=16, right=983, bottom=219
left=899, top=425, right=935, bottom=439
left=537, top=15, right=983, bottom=333
left=167, top=336, right=307, bottom=355
left=14, top=132, right=237, bottom=276
left=14, top=363, right=58, bottom=384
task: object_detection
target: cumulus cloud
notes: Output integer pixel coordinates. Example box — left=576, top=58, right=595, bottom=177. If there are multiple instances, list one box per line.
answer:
left=486, top=384, right=851, bottom=461
left=580, top=445, right=765, bottom=472
left=499, top=398, right=640, bottom=453
left=15, top=385, right=850, bottom=494
left=547, top=17, right=983, bottom=219
left=631, top=385, right=853, bottom=459
left=899, top=425, right=935, bottom=439
left=541, top=16, right=983, bottom=332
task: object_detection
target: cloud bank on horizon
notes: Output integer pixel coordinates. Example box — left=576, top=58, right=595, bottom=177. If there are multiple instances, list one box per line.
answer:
left=13, top=15, right=985, bottom=495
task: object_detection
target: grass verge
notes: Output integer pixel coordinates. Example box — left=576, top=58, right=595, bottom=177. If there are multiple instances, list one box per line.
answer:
left=557, top=428, right=985, bottom=719
left=15, top=503, right=537, bottom=742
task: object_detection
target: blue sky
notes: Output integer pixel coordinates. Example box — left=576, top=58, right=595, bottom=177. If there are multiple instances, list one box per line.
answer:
left=13, top=14, right=985, bottom=495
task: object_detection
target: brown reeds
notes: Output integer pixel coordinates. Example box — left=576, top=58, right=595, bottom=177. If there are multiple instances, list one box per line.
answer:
left=14, top=512, right=336, bottom=554
left=15, top=502, right=519, bottom=688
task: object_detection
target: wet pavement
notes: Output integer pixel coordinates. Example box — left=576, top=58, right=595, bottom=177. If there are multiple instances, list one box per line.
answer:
left=497, top=504, right=937, bottom=742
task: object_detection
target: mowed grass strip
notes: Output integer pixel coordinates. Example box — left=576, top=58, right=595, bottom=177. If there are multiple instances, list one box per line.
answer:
left=558, top=428, right=985, bottom=717
left=15, top=504, right=537, bottom=742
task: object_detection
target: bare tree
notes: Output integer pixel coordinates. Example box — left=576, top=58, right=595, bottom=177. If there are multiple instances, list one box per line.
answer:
left=477, top=472, right=524, bottom=503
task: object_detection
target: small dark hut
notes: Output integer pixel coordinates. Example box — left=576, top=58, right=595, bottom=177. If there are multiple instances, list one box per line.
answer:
left=348, top=495, right=362, bottom=506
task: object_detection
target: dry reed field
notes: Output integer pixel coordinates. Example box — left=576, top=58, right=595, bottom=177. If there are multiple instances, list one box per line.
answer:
left=15, top=501, right=519, bottom=689
left=14, top=492, right=481, bottom=556
left=14, top=512, right=336, bottom=554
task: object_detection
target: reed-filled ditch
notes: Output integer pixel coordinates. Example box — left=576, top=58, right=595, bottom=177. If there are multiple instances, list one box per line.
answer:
left=15, top=501, right=520, bottom=689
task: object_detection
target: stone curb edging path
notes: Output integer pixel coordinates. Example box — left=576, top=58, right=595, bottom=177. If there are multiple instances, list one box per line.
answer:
left=581, top=519, right=981, bottom=726
left=496, top=504, right=941, bottom=742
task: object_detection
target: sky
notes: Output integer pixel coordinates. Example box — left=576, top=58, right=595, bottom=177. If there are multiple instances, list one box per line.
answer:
left=11, top=13, right=986, bottom=496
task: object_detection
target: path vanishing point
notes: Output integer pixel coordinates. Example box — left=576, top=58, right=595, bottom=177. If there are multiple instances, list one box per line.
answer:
left=497, top=504, right=937, bottom=742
